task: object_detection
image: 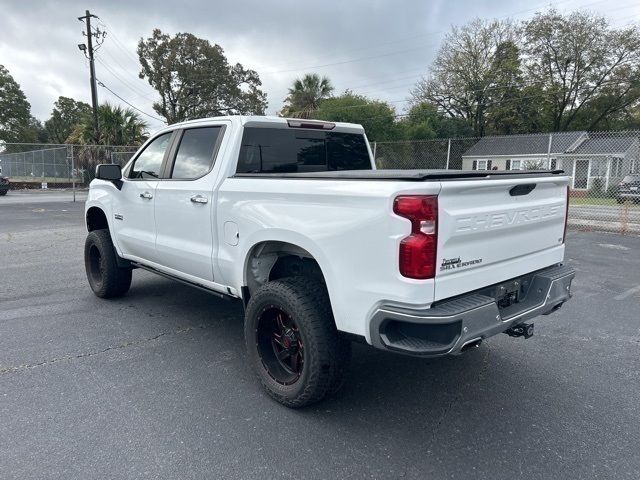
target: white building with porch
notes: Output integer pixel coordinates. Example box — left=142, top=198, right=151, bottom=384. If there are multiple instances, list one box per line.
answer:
left=461, top=132, right=639, bottom=192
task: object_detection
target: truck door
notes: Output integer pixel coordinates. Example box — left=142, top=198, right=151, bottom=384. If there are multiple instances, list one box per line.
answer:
left=113, top=131, right=174, bottom=262
left=153, top=124, right=226, bottom=282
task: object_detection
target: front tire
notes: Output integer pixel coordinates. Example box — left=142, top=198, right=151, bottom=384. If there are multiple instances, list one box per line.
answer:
left=244, top=277, right=351, bottom=408
left=84, top=229, right=132, bottom=298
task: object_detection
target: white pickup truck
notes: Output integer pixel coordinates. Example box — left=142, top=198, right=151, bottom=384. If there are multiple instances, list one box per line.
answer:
left=84, top=116, right=575, bottom=407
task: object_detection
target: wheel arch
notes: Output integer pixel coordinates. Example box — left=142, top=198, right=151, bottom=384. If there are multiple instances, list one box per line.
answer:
left=242, top=238, right=332, bottom=305
left=86, top=206, right=109, bottom=232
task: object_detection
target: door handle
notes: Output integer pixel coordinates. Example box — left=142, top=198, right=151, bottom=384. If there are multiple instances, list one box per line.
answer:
left=139, top=191, right=153, bottom=199
left=190, top=195, right=208, bottom=204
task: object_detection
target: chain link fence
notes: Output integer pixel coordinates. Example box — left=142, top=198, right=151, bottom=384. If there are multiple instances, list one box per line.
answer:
left=0, top=143, right=139, bottom=188
left=374, top=130, right=640, bottom=234
left=2, top=131, right=639, bottom=234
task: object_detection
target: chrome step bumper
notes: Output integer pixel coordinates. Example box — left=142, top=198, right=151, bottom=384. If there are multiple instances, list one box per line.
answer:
left=369, top=264, right=575, bottom=356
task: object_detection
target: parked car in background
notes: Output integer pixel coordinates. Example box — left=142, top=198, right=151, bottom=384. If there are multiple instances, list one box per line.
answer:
left=616, top=174, right=640, bottom=203
left=0, top=175, right=10, bottom=196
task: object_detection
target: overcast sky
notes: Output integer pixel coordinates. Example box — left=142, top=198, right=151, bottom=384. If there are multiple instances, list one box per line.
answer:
left=1, top=0, right=638, bottom=132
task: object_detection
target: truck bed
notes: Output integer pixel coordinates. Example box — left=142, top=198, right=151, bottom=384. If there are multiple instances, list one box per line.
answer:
left=233, top=169, right=564, bottom=181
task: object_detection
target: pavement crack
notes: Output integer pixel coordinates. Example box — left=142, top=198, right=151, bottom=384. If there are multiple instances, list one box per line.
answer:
left=424, top=344, right=491, bottom=452
left=0, top=324, right=209, bottom=376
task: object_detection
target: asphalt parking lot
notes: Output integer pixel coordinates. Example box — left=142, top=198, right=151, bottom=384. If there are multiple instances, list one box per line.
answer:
left=1, top=192, right=639, bottom=479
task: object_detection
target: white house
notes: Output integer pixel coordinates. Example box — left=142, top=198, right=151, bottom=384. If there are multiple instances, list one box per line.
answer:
left=461, top=132, right=639, bottom=191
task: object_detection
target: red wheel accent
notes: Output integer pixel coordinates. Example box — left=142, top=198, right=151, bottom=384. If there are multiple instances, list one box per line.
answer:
left=256, top=306, right=305, bottom=385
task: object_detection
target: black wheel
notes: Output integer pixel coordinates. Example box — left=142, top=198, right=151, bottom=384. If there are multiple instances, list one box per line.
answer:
left=0, top=191, right=7, bottom=196
left=84, top=229, right=132, bottom=298
left=244, top=277, right=351, bottom=408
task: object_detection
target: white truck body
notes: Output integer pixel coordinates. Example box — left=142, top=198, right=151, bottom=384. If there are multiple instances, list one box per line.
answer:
left=86, top=116, right=574, bottom=356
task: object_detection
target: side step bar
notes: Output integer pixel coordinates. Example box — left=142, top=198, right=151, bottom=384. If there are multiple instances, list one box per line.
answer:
left=130, top=262, right=234, bottom=300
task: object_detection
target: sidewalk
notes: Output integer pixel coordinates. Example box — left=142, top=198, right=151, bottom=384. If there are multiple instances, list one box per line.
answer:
left=0, top=189, right=88, bottom=205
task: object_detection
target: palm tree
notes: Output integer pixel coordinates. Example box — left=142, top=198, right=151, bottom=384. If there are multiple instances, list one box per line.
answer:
left=68, top=103, right=148, bottom=146
left=65, top=103, right=149, bottom=181
left=281, top=74, right=334, bottom=118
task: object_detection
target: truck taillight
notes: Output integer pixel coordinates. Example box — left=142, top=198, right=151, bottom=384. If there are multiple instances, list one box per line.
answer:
left=563, top=185, right=569, bottom=243
left=393, top=195, right=438, bottom=279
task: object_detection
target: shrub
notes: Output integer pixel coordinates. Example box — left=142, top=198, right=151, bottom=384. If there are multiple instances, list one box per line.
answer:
left=588, top=177, right=605, bottom=197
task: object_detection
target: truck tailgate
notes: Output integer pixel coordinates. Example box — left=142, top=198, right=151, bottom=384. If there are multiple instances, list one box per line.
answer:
left=435, top=176, right=569, bottom=301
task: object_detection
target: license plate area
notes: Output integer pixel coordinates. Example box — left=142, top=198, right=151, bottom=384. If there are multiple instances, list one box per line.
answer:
left=494, top=280, right=523, bottom=309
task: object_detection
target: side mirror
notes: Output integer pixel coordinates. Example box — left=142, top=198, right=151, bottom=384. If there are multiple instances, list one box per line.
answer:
left=95, top=164, right=123, bottom=190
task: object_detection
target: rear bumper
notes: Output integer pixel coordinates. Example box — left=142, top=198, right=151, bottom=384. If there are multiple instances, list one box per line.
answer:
left=369, top=264, right=575, bottom=356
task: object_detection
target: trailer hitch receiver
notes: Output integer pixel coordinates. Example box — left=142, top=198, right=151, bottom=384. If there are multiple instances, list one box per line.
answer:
left=505, top=322, right=534, bottom=339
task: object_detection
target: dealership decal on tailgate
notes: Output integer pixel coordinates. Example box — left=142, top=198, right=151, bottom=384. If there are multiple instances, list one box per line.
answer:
left=440, top=256, right=483, bottom=271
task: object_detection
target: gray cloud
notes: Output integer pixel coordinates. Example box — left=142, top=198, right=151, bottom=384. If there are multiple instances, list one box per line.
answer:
left=1, top=0, right=637, bottom=133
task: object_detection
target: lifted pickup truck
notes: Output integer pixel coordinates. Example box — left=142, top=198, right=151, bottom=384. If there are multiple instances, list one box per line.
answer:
left=85, top=116, right=575, bottom=407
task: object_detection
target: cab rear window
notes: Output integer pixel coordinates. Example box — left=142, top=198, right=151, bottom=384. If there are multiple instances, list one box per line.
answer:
left=236, top=127, right=372, bottom=174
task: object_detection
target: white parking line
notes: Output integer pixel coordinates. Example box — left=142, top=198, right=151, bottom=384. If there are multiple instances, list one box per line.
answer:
left=614, top=285, right=640, bottom=301
left=597, top=243, right=630, bottom=251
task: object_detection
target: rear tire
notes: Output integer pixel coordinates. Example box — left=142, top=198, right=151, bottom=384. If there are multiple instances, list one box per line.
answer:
left=0, top=190, right=7, bottom=196
left=244, top=277, right=351, bottom=408
left=84, top=229, right=132, bottom=298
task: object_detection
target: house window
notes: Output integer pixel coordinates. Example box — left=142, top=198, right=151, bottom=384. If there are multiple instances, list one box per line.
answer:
left=592, top=159, right=608, bottom=177
left=611, top=157, right=623, bottom=177
left=476, top=160, right=487, bottom=170
left=510, top=160, right=522, bottom=170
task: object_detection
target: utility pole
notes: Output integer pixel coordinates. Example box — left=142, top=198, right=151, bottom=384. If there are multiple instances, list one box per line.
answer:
left=78, top=10, right=100, bottom=143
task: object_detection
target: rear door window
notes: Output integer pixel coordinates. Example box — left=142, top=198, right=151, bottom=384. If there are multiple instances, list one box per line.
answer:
left=236, top=128, right=372, bottom=173
left=171, top=127, right=223, bottom=179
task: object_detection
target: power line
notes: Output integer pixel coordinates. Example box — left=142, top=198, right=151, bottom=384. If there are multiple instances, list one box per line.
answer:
left=258, top=0, right=601, bottom=72
left=96, top=79, right=166, bottom=123
left=91, top=2, right=638, bottom=122
left=300, top=79, right=639, bottom=122
left=96, top=43, right=152, bottom=94
left=96, top=18, right=141, bottom=66
left=95, top=56, right=155, bottom=100
left=258, top=0, right=619, bottom=75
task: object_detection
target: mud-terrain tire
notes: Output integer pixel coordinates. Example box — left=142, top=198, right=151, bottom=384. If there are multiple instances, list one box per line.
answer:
left=84, top=229, right=132, bottom=298
left=244, top=277, right=351, bottom=408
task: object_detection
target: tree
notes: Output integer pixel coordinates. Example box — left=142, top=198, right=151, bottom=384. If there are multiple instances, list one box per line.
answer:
left=485, top=41, right=547, bottom=135
left=280, top=74, right=334, bottom=118
left=67, top=103, right=148, bottom=146
left=0, top=64, right=35, bottom=143
left=23, top=117, right=48, bottom=143
left=45, top=96, right=91, bottom=144
left=398, top=102, right=474, bottom=140
left=138, top=29, right=267, bottom=124
left=411, top=19, right=515, bottom=136
left=522, top=9, right=640, bottom=131
left=313, top=92, right=396, bottom=141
